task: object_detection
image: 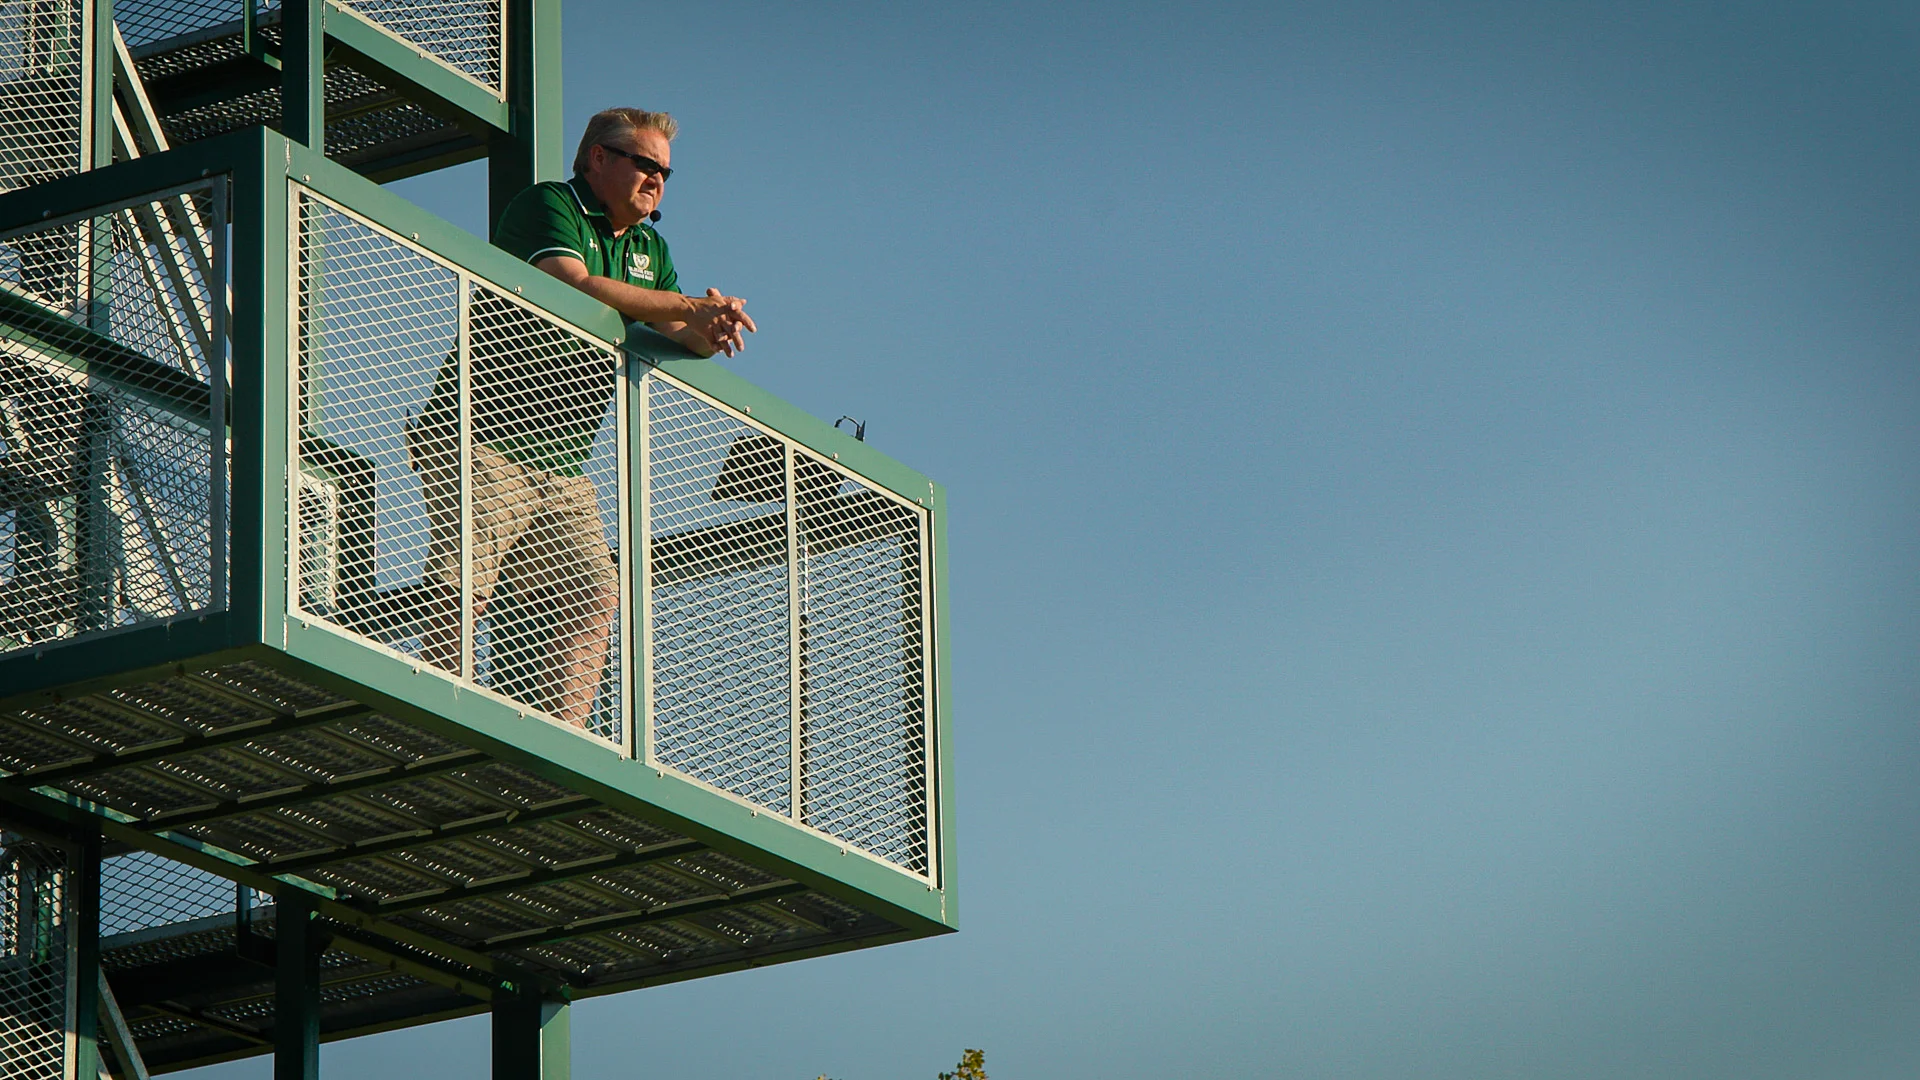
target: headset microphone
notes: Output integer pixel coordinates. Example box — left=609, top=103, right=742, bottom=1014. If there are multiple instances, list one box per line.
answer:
left=649, top=210, right=661, bottom=223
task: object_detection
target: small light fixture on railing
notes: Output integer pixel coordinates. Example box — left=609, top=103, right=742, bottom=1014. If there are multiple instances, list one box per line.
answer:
left=835, top=415, right=866, bottom=442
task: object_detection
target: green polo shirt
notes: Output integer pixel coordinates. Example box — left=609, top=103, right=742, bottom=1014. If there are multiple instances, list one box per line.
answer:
left=493, top=174, right=680, bottom=292
left=419, top=176, right=680, bottom=476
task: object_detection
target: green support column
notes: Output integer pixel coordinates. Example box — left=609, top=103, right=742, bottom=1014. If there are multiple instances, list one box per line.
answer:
left=490, top=0, right=562, bottom=227
left=282, top=0, right=325, bottom=151
left=70, top=827, right=103, bottom=1080
left=85, top=0, right=113, bottom=169
left=274, top=889, right=324, bottom=1080
left=83, top=0, right=114, bottom=325
left=73, top=396, right=115, bottom=633
left=492, top=988, right=570, bottom=1080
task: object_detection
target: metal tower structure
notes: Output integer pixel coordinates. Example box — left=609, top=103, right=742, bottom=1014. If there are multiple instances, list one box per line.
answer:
left=0, top=2, right=955, bottom=1076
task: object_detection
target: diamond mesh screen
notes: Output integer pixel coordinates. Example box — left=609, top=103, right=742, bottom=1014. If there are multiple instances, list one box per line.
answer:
left=0, top=0, right=84, bottom=196
left=102, top=848, right=246, bottom=937
left=646, top=380, right=792, bottom=814
left=0, top=183, right=227, bottom=655
left=333, top=0, right=502, bottom=90
left=114, top=0, right=280, bottom=49
left=643, top=377, right=933, bottom=875
left=0, top=836, right=68, bottom=1080
left=793, top=449, right=928, bottom=870
left=293, top=189, right=625, bottom=746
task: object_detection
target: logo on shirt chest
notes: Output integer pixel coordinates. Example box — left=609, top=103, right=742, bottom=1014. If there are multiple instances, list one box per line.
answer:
left=628, top=251, right=654, bottom=283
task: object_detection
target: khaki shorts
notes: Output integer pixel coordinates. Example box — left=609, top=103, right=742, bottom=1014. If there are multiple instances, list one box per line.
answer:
left=421, top=441, right=616, bottom=605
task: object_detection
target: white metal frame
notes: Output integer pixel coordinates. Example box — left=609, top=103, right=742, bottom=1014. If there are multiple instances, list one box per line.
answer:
left=284, top=184, right=624, bottom=751
left=635, top=369, right=938, bottom=883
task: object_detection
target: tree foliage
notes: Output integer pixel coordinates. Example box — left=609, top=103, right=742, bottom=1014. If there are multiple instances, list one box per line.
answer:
left=937, top=1049, right=986, bottom=1080
left=812, top=1046, right=986, bottom=1080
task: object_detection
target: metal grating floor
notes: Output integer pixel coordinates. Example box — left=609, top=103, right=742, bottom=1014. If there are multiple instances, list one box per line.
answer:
left=0, top=660, right=903, bottom=1072
left=128, top=15, right=483, bottom=180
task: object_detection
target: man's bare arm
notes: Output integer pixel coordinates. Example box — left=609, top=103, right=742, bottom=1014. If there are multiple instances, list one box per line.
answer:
left=534, top=256, right=755, bottom=356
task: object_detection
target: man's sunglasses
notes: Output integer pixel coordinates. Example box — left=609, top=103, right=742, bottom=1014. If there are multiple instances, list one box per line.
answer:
left=599, top=145, right=672, bottom=181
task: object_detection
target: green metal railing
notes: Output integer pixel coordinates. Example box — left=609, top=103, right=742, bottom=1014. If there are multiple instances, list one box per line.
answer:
left=0, top=129, right=950, bottom=890
left=284, top=176, right=940, bottom=881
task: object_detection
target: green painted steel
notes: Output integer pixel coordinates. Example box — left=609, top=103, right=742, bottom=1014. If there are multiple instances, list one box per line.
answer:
left=493, top=0, right=565, bottom=225
left=493, top=991, right=571, bottom=1080
left=322, top=4, right=512, bottom=136
left=274, top=889, right=322, bottom=1080
left=71, top=827, right=103, bottom=1080
left=86, top=0, right=113, bottom=172
left=282, top=0, right=326, bottom=152
left=930, top=482, right=958, bottom=912
left=0, top=5, right=957, bottom=1057
left=246, top=134, right=292, bottom=645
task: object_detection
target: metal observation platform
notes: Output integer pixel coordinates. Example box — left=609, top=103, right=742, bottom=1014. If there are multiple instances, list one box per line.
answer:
left=0, top=1, right=953, bottom=1076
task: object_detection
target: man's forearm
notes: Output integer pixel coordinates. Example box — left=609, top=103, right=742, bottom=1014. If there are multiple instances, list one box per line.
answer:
left=565, top=272, right=702, bottom=325
left=573, top=275, right=717, bottom=355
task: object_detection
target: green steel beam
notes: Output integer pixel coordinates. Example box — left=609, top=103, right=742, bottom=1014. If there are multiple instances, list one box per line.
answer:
left=71, top=825, right=104, bottom=1080
left=0, top=702, right=369, bottom=788
left=492, top=989, right=570, bottom=1080
left=238, top=132, right=289, bottom=647
left=273, top=888, right=322, bottom=1080
left=86, top=0, right=114, bottom=171
left=257, top=796, right=599, bottom=876
left=481, top=880, right=808, bottom=951
left=321, top=3, right=510, bottom=134
left=370, top=838, right=706, bottom=915
left=0, top=289, right=217, bottom=421
left=163, top=922, right=929, bottom=1072
left=930, top=481, right=956, bottom=905
left=161, top=1001, right=493, bottom=1074
left=281, top=0, right=324, bottom=151
left=0, top=130, right=260, bottom=229
left=132, top=749, right=489, bottom=832
left=491, top=0, right=563, bottom=226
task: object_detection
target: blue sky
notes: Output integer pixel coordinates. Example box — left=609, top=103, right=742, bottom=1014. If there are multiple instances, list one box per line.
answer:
left=190, top=1, right=1920, bottom=1077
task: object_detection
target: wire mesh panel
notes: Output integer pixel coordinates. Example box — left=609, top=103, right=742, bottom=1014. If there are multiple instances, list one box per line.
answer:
left=292, top=188, right=624, bottom=746
left=464, top=284, right=625, bottom=742
left=102, top=849, right=245, bottom=937
left=332, top=0, right=503, bottom=91
left=113, top=0, right=280, bottom=49
left=645, top=379, right=792, bottom=815
left=794, top=449, right=930, bottom=873
left=0, top=835, right=69, bottom=1080
left=642, top=374, right=933, bottom=877
left=0, top=183, right=227, bottom=655
left=0, top=0, right=85, bottom=195
left=292, top=192, right=459, bottom=656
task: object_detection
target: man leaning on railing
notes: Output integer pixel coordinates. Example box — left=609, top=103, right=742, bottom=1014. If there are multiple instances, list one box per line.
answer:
left=414, top=107, right=755, bottom=728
